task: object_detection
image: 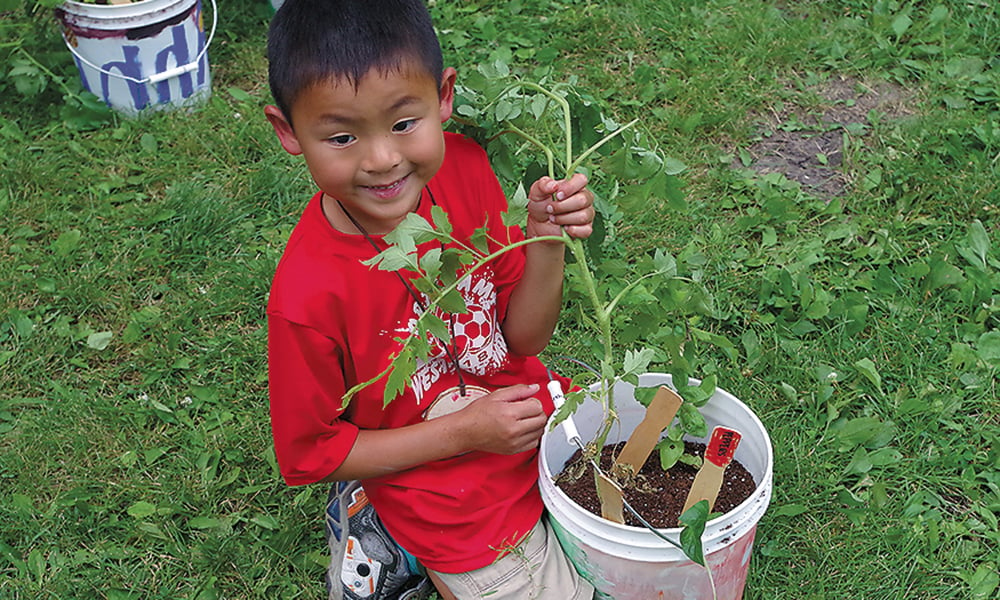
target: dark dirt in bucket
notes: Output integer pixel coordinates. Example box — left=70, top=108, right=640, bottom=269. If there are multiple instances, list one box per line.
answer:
left=555, top=441, right=757, bottom=529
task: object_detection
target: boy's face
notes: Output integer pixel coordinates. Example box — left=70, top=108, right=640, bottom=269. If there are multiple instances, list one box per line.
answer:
left=266, top=60, right=456, bottom=234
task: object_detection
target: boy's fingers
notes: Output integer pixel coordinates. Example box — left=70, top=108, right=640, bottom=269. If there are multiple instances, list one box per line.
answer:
left=562, top=224, right=594, bottom=240
left=547, top=193, right=593, bottom=216
left=487, top=383, right=541, bottom=403
left=528, top=177, right=557, bottom=202
left=551, top=173, right=589, bottom=200
left=529, top=174, right=590, bottom=203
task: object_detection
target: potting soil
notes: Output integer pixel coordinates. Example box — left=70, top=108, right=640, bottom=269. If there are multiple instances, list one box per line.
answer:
left=556, top=441, right=757, bottom=529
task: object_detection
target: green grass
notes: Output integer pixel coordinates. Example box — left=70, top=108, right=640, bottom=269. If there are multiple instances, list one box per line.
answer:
left=2, top=0, right=998, bottom=598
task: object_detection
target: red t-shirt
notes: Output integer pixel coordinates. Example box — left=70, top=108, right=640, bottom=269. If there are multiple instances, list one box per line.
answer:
left=267, top=132, right=565, bottom=573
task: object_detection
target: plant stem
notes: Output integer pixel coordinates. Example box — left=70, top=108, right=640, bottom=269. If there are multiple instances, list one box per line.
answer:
left=566, top=118, right=639, bottom=175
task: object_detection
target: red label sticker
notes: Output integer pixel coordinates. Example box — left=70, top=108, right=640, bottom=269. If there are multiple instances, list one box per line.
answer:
left=706, top=426, right=742, bottom=468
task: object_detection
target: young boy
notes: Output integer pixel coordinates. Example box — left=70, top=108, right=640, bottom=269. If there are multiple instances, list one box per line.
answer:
left=264, top=1, right=596, bottom=598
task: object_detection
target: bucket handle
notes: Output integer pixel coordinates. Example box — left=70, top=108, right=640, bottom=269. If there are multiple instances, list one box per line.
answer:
left=61, top=0, right=218, bottom=86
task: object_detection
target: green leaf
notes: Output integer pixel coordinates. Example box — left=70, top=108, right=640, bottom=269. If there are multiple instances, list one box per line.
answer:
left=662, top=157, right=687, bottom=176
left=633, top=386, right=659, bottom=407
left=832, top=416, right=896, bottom=450
left=925, top=258, right=965, bottom=291
left=418, top=246, right=443, bottom=281
left=127, top=501, right=158, bottom=519
left=139, top=133, right=158, bottom=154
left=430, top=205, right=453, bottom=236
left=963, top=220, right=990, bottom=267
left=250, top=514, right=280, bottom=530
left=363, top=246, right=415, bottom=271
left=853, top=358, right=882, bottom=391
left=928, top=5, right=949, bottom=25
left=968, top=563, right=999, bottom=599
left=503, top=182, right=529, bottom=227
left=60, top=91, right=114, bottom=131
left=622, top=348, right=654, bottom=377
left=12, top=313, right=33, bottom=339
left=470, top=226, right=490, bottom=255
left=656, top=437, right=684, bottom=470
left=891, top=13, right=913, bottom=37
left=421, top=312, right=451, bottom=344
left=436, top=288, right=467, bottom=314
left=678, top=500, right=709, bottom=566
left=385, top=213, right=439, bottom=248
left=383, top=348, right=416, bottom=406
left=8, top=58, right=46, bottom=97
left=27, top=548, right=45, bottom=583
left=227, top=87, right=253, bottom=102
left=188, top=516, right=224, bottom=530
left=653, top=249, right=677, bottom=277
left=51, top=229, right=82, bottom=257
left=976, top=331, right=1000, bottom=367
left=779, top=382, right=797, bottom=402
left=86, top=331, right=114, bottom=351
left=530, top=94, right=549, bottom=119
left=678, top=403, right=708, bottom=437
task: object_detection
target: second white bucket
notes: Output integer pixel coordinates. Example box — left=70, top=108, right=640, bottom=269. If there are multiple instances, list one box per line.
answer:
left=539, top=373, right=773, bottom=600
left=56, top=0, right=216, bottom=116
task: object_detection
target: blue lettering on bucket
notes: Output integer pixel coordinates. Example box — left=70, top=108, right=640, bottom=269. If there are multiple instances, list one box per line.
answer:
left=155, top=25, right=197, bottom=103
left=93, top=23, right=207, bottom=113
left=100, top=45, right=150, bottom=111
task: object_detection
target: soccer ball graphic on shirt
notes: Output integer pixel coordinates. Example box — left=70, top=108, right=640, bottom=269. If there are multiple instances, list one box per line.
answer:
left=451, top=298, right=503, bottom=370
left=405, top=270, right=510, bottom=404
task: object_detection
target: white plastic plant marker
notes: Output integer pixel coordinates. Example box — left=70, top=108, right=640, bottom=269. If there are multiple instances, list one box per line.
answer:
left=546, top=378, right=583, bottom=448
left=682, top=425, right=743, bottom=514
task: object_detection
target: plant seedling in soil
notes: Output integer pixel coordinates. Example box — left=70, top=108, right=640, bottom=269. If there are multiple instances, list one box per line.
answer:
left=599, top=386, right=683, bottom=524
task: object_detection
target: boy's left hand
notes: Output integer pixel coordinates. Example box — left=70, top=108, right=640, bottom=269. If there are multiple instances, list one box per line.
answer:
left=526, top=174, right=594, bottom=240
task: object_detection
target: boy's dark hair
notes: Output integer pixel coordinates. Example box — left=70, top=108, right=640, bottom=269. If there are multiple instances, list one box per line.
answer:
left=268, top=0, right=444, bottom=123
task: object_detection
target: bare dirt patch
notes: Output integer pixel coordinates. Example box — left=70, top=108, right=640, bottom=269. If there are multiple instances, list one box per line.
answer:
left=743, top=75, right=915, bottom=199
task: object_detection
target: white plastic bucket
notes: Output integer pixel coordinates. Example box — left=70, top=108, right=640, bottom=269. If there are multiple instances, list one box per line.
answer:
left=56, top=0, right=217, bottom=116
left=539, top=373, right=773, bottom=600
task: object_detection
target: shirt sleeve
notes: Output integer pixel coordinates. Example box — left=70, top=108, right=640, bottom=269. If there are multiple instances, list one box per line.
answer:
left=268, top=314, right=360, bottom=486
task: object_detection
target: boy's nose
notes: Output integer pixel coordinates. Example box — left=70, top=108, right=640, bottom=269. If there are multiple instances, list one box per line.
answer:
left=361, top=137, right=402, bottom=174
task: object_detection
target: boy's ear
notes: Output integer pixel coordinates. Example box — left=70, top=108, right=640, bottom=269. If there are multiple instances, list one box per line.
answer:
left=264, top=105, right=303, bottom=155
left=438, top=67, right=458, bottom=124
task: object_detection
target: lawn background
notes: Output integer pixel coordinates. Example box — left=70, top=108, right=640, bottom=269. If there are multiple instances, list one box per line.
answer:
left=1, top=0, right=998, bottom=598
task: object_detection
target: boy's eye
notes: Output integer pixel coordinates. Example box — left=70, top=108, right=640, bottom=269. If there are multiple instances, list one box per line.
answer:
left=392, top=119, right=418, bottom=133
left=328, top=134, right=355, bottom=146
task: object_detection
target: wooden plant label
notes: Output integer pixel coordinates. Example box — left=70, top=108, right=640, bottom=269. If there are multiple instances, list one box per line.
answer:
left=682, top=426, right=743, bottom=514
left=615, top=386, right=684, bottom=473
left=594, top=469, right=625, bottom=524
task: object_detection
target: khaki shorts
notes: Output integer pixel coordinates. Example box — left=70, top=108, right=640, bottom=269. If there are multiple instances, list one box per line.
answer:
left=427, top=517, right=594, bottom=600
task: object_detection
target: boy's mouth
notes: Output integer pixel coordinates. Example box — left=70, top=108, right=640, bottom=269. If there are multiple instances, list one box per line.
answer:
left=363, top=175, right=409, bottom=199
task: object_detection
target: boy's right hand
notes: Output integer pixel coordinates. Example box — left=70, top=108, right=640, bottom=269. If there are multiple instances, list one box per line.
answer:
left=456, top=384, right=547, bottom=455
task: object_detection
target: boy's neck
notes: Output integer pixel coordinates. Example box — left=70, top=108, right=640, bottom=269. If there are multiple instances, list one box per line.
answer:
left=320, top=191, right=422, bottom=236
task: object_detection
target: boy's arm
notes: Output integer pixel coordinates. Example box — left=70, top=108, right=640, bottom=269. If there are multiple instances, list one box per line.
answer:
left=270, top=314, right=548, bottom=485
left=319, top=384, right=547, bottom=481
left=502, top=174, right=594, bottom=356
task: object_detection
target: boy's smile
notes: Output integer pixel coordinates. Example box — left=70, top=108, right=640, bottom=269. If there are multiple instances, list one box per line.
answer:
left=266, top=60, right=456, bottom=235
